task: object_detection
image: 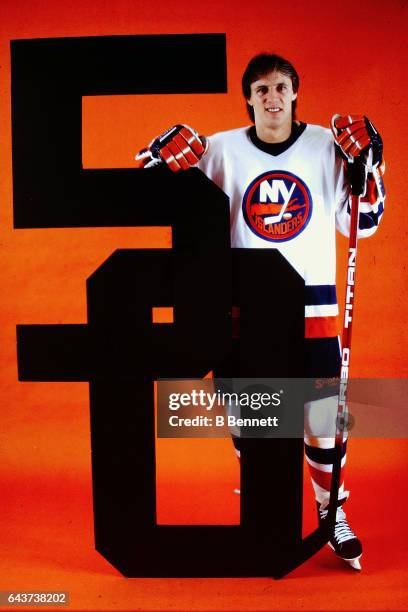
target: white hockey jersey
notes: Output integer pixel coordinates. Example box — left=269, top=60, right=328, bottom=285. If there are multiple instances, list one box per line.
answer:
left=197, top=124, right=384, bottom=339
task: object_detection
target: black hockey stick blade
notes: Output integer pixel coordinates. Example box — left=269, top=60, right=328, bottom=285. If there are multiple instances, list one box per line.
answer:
left=273, top=437, right=342, bottom=578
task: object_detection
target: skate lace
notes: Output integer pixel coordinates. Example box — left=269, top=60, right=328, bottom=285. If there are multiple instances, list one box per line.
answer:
left=320, top=506, right=356, bottom=544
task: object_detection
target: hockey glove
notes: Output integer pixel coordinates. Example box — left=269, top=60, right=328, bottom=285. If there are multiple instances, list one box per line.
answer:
left=331, top=114, right=383, bottom=171
left=135, top=124, right=208, bottom=172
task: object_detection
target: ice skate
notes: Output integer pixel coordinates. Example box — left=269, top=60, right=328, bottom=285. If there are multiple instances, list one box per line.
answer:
left=317, top=501, right=362, bottom=570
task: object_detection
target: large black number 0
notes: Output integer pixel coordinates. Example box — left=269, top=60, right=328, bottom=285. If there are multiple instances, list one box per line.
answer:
left=13, top=35, right=305, bottom=577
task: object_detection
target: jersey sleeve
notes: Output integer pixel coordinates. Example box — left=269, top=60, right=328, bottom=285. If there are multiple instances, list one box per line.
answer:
left=196, top=133, right=226, bottom=191
left=335, top=150, right=386, bottom=239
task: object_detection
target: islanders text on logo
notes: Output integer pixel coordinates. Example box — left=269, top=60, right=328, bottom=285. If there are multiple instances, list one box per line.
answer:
left=242, top=170, right=313, bottom=242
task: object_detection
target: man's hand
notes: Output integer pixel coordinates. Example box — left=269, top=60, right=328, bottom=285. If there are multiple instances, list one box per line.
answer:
left=135, top=124, right=208, bottom=172
left=331, top=114, right=383, bottom=171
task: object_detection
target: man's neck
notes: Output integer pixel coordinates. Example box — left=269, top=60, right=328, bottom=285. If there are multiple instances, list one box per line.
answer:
left=249, top=122, right=306, bottom=157
left=255, top=121, right=294, bottom=144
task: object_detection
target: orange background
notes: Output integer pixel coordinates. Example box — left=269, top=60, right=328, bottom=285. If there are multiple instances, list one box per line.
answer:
left=0, top=0, right=407, bottom=610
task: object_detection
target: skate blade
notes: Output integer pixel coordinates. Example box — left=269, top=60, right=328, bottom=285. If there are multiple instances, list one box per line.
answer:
left=328, top=543, right=362, bottom=571
left=347, top=555, right=362, bottom=571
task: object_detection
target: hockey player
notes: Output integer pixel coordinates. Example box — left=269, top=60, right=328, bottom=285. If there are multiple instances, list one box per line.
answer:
left=135, top=53, right=385, bottom=571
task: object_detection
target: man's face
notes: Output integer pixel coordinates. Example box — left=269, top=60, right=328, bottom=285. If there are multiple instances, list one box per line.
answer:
left=247, top=71, right=297, bottom=134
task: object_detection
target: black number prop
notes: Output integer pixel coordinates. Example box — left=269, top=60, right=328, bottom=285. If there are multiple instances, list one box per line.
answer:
left=11, top=34, right=227, bottom=228
left=13, top=35, right=312, bottom=577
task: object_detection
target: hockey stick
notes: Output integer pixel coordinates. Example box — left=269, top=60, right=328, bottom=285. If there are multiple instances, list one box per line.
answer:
left=274, top=158, right=366, bottom=579
left=326, top=158, right=366, bottom=558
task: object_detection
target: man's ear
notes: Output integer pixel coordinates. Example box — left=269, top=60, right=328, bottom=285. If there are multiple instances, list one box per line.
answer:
left=292, top=92, right=298, bottom=101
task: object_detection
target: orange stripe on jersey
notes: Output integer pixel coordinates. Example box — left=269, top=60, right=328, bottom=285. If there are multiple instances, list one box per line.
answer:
left=305, top=316, right=339, bottom=338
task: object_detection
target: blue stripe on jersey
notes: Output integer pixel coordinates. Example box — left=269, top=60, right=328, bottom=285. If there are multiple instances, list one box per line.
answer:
left=304, top=440, right=347, bottom=464
left=377, top=174, right=386, bottom=199
left=305, top=285, right=337, bottom=306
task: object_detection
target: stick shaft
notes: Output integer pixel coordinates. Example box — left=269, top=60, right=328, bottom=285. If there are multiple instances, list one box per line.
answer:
left=328, top=191, right=360, bottom=519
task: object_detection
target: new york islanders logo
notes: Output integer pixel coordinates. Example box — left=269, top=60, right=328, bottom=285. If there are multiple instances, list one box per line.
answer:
left=242, top=170, right=313, bottom=242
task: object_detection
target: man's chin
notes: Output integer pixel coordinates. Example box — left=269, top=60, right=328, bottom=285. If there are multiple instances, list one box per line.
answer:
left=265, top=115, right=290, bottom=129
